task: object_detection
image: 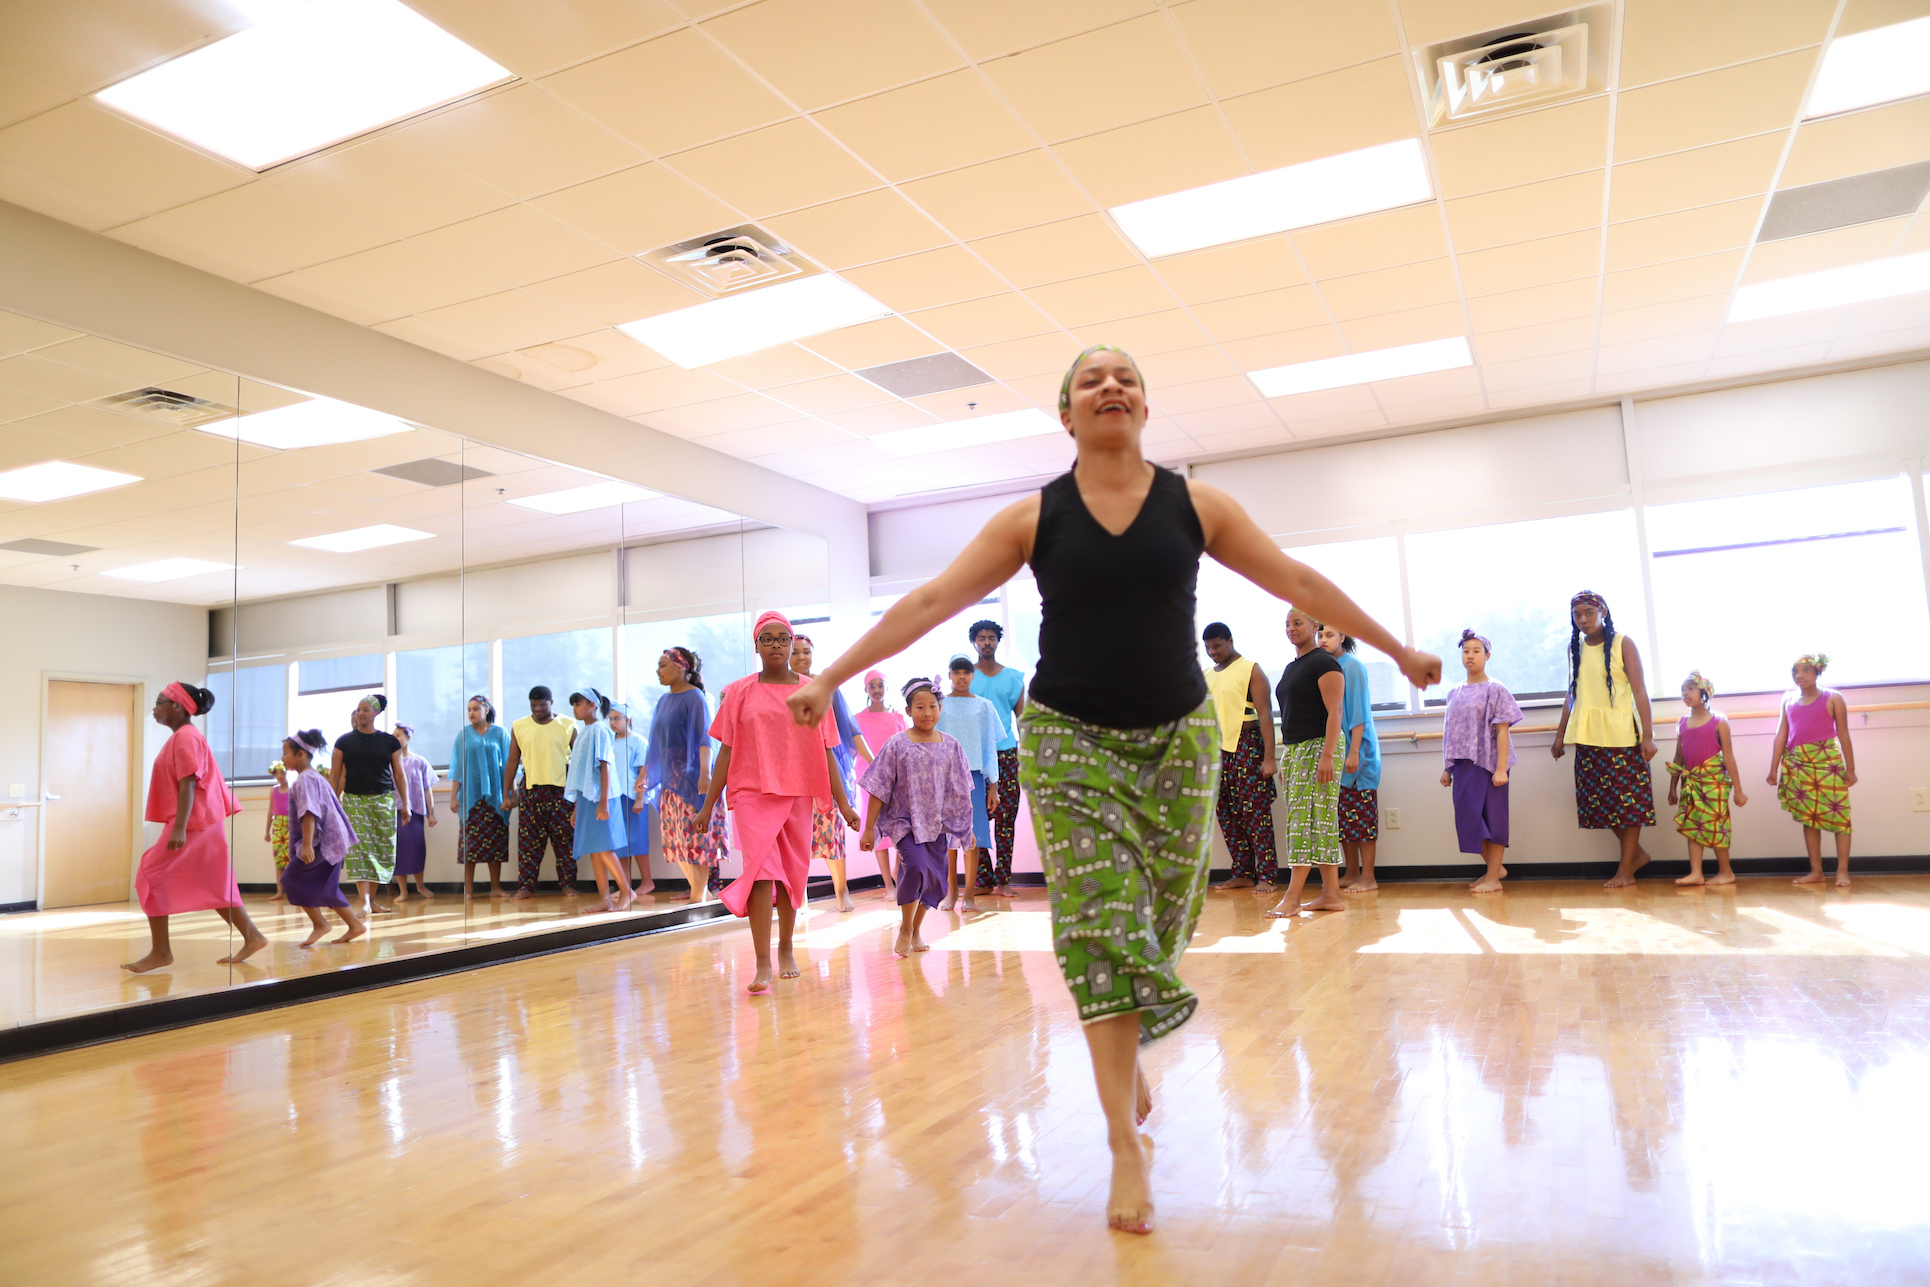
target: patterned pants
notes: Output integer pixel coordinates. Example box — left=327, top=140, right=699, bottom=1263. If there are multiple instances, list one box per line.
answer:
left=1214, top=723, right=1277, bottom=881
left=1778, top=740, right=1852, bottom=834
left=1338, top=786, right=1379, bottom=842
left=1020, top=697, right=1219, bottom=1044
left=1280, top=741, right=1341, bottom=867
left=976, top=747, right=1022, bottom=888
left=1573, top=744, right=1657, bottom=829
left=462, top=800, right=509, bottom=864
left=516, top=784, right=576, bottom=891
left=341, top=792, right=397, bottom=884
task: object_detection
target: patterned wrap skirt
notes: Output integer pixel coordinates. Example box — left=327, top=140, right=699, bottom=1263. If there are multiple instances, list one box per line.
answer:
left=1670, top=761, right=1733, bottom=848
left=269, top=812, right=290, bottom=872
left=1281, top=740, right=1341, bottom=866
left=1573, top=744, right=1657, bottom=829
left=1777, top=739, right=1852, bottom=835
left=461, top=800, right=509, bottom=864
left=660, top=791, right=729, bottom=867
left=811, top=798, right=846, bottom=866
left=1338, top=786, right=1378, bottom=843
left=341, top=791, right=398, bottom=883
left=1019, top=697, right=1219, bottom=1045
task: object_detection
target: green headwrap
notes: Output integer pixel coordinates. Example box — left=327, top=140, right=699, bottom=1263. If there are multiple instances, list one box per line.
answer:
left=1058, top=344, right=1145, bottom=416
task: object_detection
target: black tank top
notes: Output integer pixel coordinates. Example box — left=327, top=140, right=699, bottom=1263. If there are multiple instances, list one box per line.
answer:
left=1028, top=465, right=1208, bottom=729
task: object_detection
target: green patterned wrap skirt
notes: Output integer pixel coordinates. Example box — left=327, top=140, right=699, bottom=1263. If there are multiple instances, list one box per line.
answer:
left=1019, top=697, right=1220, bottom=1044
left=341, top=791, right=398, bottom=883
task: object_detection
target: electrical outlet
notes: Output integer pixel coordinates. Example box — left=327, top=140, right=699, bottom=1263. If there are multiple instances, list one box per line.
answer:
left=1387, top=807, right=1402, bottom=830
left=1912, top=788, right=1929, bottom=813
left=6, top=784, right=20, bottom=799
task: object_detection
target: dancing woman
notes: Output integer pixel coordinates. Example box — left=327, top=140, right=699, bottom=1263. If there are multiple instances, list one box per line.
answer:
left=1550, top=591, right=1658, bottom=888
left=279, top=728, right=366, bottom=946
left=332, top=694, right=407, bottom=917
left=390, top=724, right=438, bottom=903
left=786, top=345, right=1438, bottom=1233
left=123, top=682, right=268, bottom=972
left=648, top=647, right=726, bottom=902
left=449, top=695, right=511, bottom=901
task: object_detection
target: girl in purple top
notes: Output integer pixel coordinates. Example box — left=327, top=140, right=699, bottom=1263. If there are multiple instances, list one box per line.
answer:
left=1667, top=670, right=1747, bottom=887
left=859, top=677, right=976, bottom=959
left=1767, top=652, right=1856, bottom=887
left=280, top=730, right=368, bottom=947
left=1438, top=630, right=1523, bottom=894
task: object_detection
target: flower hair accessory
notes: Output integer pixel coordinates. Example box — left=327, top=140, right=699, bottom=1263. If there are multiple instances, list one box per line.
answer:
left=1682, top=669, right=1714, bottom=701
left=1794, top=651, right=1831, bottom=673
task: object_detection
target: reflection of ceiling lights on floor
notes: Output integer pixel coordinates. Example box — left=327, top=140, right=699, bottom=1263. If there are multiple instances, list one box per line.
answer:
left=507, top=481, right=660, bottom=515
left=0, top=460, right=142, bottom=502
left=197, top=397, right=416, bottom=450
left=102, top=558, right=235, bottom=583
left=93, top=0, right=511, bottom=170
left=289, top=524, right=435, bottom=553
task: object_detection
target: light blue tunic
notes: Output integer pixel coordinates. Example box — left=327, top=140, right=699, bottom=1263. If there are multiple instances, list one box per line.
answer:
left=935, top=691, right=1000, bottom=780
left=1337, top=651, right=1382, bottom=791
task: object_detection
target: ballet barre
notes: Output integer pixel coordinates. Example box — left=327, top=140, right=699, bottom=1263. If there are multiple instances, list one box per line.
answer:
left=1389, top=700, right=1930, bottom=745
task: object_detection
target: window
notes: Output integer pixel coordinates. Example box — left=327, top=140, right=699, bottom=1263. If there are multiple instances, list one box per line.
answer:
left=1648, top=476, right=1930, bottom=694
left=502, top=627, right=612, bottom=716
left=394, top=643, right=489, bottom=767
left=1406, top=510, right=1647, bottom=702
left=622, top=612, right=753, bottom=730
left=865, top=592, right=1004, bottom=697
left=298, top=652, right=382, bottom=694
left=203, top=663, right=287, bottom=781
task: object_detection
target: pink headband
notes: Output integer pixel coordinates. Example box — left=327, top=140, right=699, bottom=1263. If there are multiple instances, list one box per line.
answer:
left=161, top=681, right=201, bottom=716
left=864, top=670, right=883, bottom=685
left=753, top=610, right=791, bottom=638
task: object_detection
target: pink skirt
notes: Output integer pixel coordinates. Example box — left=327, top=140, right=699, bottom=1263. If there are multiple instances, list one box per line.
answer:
left=720, top=792, right=814, bottom=918
left=136, top=824, right=243, bottom=917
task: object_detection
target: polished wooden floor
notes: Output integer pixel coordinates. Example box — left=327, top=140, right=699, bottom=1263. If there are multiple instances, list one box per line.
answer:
left=4, top=878, right=1928, bottom=1286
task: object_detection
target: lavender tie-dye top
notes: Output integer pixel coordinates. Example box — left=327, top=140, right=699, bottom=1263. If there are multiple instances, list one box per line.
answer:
left=1441, top=681, right=1525, bottom=773
left=287, top=768, right=358, bottom=867
left=860, top=732, right=977, bottom=850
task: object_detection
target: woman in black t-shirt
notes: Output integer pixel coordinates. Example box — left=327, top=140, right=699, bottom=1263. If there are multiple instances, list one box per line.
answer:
left=1270, top=609, right=1347, bottom=917
left=332, top=694, right=407, bottom=917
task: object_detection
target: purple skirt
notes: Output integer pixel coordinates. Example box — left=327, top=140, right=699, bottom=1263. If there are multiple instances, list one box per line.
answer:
left=395, top=812, right=426, bottom=876
left=283, top=854, right=348, bottom=909
left=895, top=836, right=948, bottom=909
left=1450, top=759, right=1509, bottom=854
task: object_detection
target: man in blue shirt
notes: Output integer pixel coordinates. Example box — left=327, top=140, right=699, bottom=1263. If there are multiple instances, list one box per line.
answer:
left=968, top=618, right=1026, bottom=899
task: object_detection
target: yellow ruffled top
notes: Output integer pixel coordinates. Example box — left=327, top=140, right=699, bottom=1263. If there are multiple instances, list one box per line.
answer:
left=1565, top=638, right=1639, bottom=747
left=1204, top=656, right=1258, bottom=752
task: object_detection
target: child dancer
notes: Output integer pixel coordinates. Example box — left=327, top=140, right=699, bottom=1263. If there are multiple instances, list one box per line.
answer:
left=391, top=724, right=438, bottom=903
left=567, top=688, right=633, bottom=913
left=855, top=669, right=908, bottom=892
left=935, top=655, right=1000, bottom=912
left=859, top=677, right=976, bottom=957
left=1767, top=652, right=1855, bottom=887
left=1667, top=671, right=1747, bottom=886
left=1438, top=630, right=1523, bottom=894
left=648, top=647, right=725, bottom=903
left=697, top=612, right=858, bottom=995
left=265, top=759, right=289, bottom=903
left=610, top=702, right=654, bottom=898
left=280, top=729, right=368, bottom=946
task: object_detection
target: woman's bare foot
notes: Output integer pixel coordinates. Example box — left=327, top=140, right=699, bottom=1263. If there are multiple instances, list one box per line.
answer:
left=509, top=888, right=535, bottom=902
left=838, top=895, right=857, bottom=912
left=217, top=930, right=270, bottom=965
left=1676, top=872, right=1705, bottom=886
left=489, top=885, right=507, bottom=899
left=332, top=923, right=367, bottom=943
left=1215, top=875, right=1255, bottom=890
left=994, top=884, right=1016, bottom=898
left=1262, top=899, right=1298, bottom=918
left=1706, top=872, right=1736, bottom=886
left=1135, top=1066, right=1152, bottom=1126
left=418, top=886, right=436, bottom=900
left=777, top=951, right=800, bottom=980
left=614, top=889, right=637, bottom=912
left=1344, top=879, right=1378, bottom=894
left=748, top=965, right=772, bottom=994
left=370, top=901, right=394, bottom=914
left=1469, top=877, right=1504, bottom=894
left=1105, top=1133, right=1154, bottom=1234
left=1603, top=853, right=1650, bottom=889
left=1301, top=893, right=1346, bottom=912
left=1254, top=880, right=1277, bottom=893
left=393, top=888, right=410, bottom=903
left=1793, top=871, right=1827, bottom=885
left=960, top=897, right=978, bottom=913
left=668, top=890, right=693, bottom=902
left=266, top=891, right=285, bottom=904
left=938, top=892, right=957, bottom=910
left=121, top=950, right=173, bottom=974
left=299, top=925, right=328, bottom=947
left=893, top=931, right=912, bottom=958
left=1834, top=873, right=1852, bottom=888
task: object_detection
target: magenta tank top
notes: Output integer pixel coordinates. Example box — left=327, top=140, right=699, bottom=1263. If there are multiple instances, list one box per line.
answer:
left=1677, top=716, right=1721, bottom=768
left=1786, top=692, right=1836, bottom=747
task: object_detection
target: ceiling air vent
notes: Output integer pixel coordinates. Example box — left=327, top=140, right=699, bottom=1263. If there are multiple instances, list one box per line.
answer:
left=1416, top=7, right=1610, bottom=126
left=638, top=224, right=818, bottom=297
left=0, top=538, right=98, bottom=557
left=88, top=385, right=239, bottom=428
left=374, top=458, right=495, bottom=487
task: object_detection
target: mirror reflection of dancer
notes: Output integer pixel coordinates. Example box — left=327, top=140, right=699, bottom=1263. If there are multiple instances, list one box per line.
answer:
left=649, top=648, right=725, bottom=904
left=1551, top=591, right=1657, bottom=889
left=279, top=728, right=367, bottom=946
left=609, top=702, right=654, bottom=898
left=1768, top=652, right=1854, bottom=887
left=790, top=633, right=872, bottom=913
left=935, top=656, right=1000, bottom=912
left=785, top=345, right=1439, bottom=1234
left=858, top=677, right=975, bottom=958
left=333, top=694, right=407, bottom=918
left=968, top=619, right=1026, bottom=898
left=265, top=759, right=290, bottom=904
left=1668, top=670, right=1746, bottom=887
left=1201, top=622, right=1278, bottom=892
left=503, top=685, right=577, bottom=902
left=123, top=682, right=268, bottom=973
left=390, top=724, right=438, bottom=904
left=1317, top=625, right=1383, bottom=894
left=854, top=670, right=907, bottom=894
left=1439, top=630, right=1523, bottom=895
left=567, top=688, right=632, bottom=913
left=1267, top=611, right=1347, bottom=917
left=449, top=695, right=510, bottom=901
left=696, top=612, right=859, bottom=995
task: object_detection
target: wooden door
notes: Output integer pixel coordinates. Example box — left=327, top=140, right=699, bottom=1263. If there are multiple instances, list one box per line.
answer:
left=43, top=681, right=135, bottom=909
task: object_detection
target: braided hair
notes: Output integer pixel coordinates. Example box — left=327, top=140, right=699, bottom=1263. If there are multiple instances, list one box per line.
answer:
left=1566, top=593, right=1617, bottom=704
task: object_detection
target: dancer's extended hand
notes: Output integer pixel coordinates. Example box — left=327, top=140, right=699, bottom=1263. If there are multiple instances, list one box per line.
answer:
left=1397, top=646, right=1442, bottom=690
left=788, top=675, right=834, bottom=727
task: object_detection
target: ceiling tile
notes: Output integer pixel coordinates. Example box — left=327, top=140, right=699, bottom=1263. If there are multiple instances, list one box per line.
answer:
left=1222, top=57, right=1418, bottom=171
left=1472, top=316, right=1599, bottom=362
left=0, top=0, right=222, bottom=101
left=1715, top=310, right=1851, bottom=354
left=1444, top=170, right=1603, bottom=253
left=1267, top=383, right=1378, bottom=422
left=0, top=353, right=140, bottom=402
left=565, top=365, right=739, bottom=416
left=1744, top=217, right=1914, bottom=284
left=813, top=71, right=1031, bottom=183
left=764, top=373, right=893, bottom=415
left=970, top=213, right=1140, bottom=288
left=1601, top=249, right=1746, bottom=311
left=1218, top=326, right=1347, bottom=371
left=1607, top=133, right=1784, bottom=224
left=416, top=291, right=601, bottom=355
left=1317, top=258, right=1461, bottom=320
left=0, top=386, right=65, bottom=425
left=0, top=99, right=247, bottom=214
left=1620, top=0, right=1833, bottom=87
left=762, top=189, right=952, bottom=271
left=729, top=418, right=854, bottom=452
left=922, top=0, right=1152, bottom=59
left=1832, top=324, right=1930, bottom=361
left=981, top=14, right=1205, bottom=143
left=704, top=0, right=960, bottom=110
left=904, top=292, right=1059, bottom=349
left=543, top=327, right=674, bottom=382
left=1053, top=107, right=1250, bottom=208
left=668, top=118, right=879, bottom=217
left=1596, top=333, right=1719, bottom=375
left=822, top=401, right=942, bottom=433
left=1489, top=378, right=1593, bottom=408
left=1707, top=342, right=1837, bottom=379
left=843, top=245, right=1008, bottom=312
left=304, top=241, right=506, bottom=315
left=1075, top=309, right=1211, bottom=355
left=522, top=258, right=706, bottom=325
left=1156, top=236, right=1308, bottom=305
left=1292, top=206, right=1450, bottom=279
left=538, top=29, right=791, bottom=156
left=1431, top=97, right=1609, bottom=200
left=903, top=383, right=1028, bottom=421
left=1598, top=295, right=1732, bottom=347
left=1613, top=52, right=1814, bottom=164
left=1604, top=196, right=1761, bottom=272
left=0, top=157, right=142, bottom=231
left=1779, top=97, right=1930, bottom=187
left=0, top=313, right=80, bottom=354
left=899, top=150, right=1095, bottom=240
left=1395, top=0, right=1564, bottom=48
left=1190, top=284, right=1330, bottom=341
left=398, top=84, right=645, bottom=199
left=533, top=163, right=741, bottom=257
left=643, top=392, right=801, bottom=434
left=1152, top=375, right=1262, bottom=415
left=104, top=216, right=286, bottom=283
left=1026, top=266, right=1179, bottom=327
left=1457, top=229, right=1602, bottom=296
left=1173, top=0, right=1401, bottom=99
left=273, top=135, right=513, bottom=240
left=800, top=316, right=942, bottom=368
left=414, top=204, right=617, bottom=285
left=35, top=335, right=198, bottom=386
left=1371, top=366, right=1483, bottom=408
left=1340, top=301, right=1468, bottom=351
left=706, top=344, right=845, bottom=387
left=958, top=333, right=1076, bottom=380
left=403, top=0, right=683, bottom=80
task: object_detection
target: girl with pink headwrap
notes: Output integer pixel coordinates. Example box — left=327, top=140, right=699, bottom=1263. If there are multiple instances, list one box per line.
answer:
left=853, top=669, right=907, bottom=890
left=695, top=611, right=860, bottom=994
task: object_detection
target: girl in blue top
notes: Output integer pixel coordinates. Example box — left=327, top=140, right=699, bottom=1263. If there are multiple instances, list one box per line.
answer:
left=609, top=702, right=653, bottom=898
left=1318, top=625, right=1382, bottom=893
left=448, top=695, right=512, bottom=902
left=968, top=617, right=1027, bottom=898
left=566, top=688, right=630, bottom=913
left=935, top=654, right=1001, bottom=911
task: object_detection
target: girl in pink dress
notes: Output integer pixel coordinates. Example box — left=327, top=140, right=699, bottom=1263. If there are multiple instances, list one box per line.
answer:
left=696, top=612, right=860, bottom=995
left=854, top=669, right=908, bottom=890
left=123, top=681, right=269, bottom=974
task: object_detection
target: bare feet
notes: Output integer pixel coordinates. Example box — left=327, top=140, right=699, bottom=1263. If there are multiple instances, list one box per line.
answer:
left=1135, top=1066, right=1153, bottom=1126
left=777, top=950, right=800, bottom=980
left=418, top=886, right=436, bottom=900
left=938, top=892, right=957, bottom=910
left=300, top=925, right=328, bottom=947
left=893, top=931, right=911, bottom=958
left=668, top=891, right=693, bottom=902
left=1706, top=872, right=1736, bottom=886
left=1301, top=893, right=1346, bottom=912
left=1263, top=899, right=1298, bottom=918
left=1835, top=873, right=1852, bottom=888
left=1105, top=1133, right=1155, bottom=1234
left=614, top=889, right=636, bottom=912
left=994, top=884, right=1016, bottom=898
left=748, top=966, right=772, bottom=994
left=1254, top=880, right=1277, bottom=893
left=838, top=896, right=857, bottom=912
left=1344, top=879, right=1378, bottom=894
left=1676, top=872, right=1705, bottom=886
left=960, top=897, right=978, bottom=913
left=121, top=950, right=173, bottom=974
left=489, top=886, right=507, bottom=899
left=369, top=901, right=394, bottom=915
left=216, top=931, right=270, bottom=965
left=1793, top=871, right=1827, bottom=885
left=393, top=888, right=410, bottom=903
left=911, top=931, right=930, bottom=953
left=1469, top=877, right=1504, bottom=894
left=636, top=882, right=656, bottom=896
left=266, top=891, right=285, bottom=904
left=1603, top=853, right=1649, bottom=889
left=332, top=923, right=367, bottom=943
left=1215, top=875, right=1255, bottom=890
left=509, top=888, right=535, bottom=902
left=584, top=897, right=615, bottom=914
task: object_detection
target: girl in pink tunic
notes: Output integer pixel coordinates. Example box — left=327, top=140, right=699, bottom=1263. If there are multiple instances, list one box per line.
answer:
left=854, top=669, right=907, bottom=889
left=695, top=611, right=859, bottom=995
left=124, top=681, right=269, bottom=974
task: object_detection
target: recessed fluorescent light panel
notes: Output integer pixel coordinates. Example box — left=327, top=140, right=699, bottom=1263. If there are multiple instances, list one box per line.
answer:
left=95, top=0, right=512, bottom=170
left=197, top=396, right=415, bottom=450
left=1728, top=249, right=1930, bottom=322
left=103, top=558, right=235, bottom=583
left=290, top=524, right=435, bottom=553
left=1111, top=139, right=1433, bottom=258
left=1250, top=337, right=1474, bottom=397
left=618, top=275, right=892, bottom=368
left=871, top=409, right=1060, bottom=456
left=508, top=481, right=660, bottom=515
left=1806, top=15, right=1930, bottom=118
left=0, top=460, right=142, bottom=502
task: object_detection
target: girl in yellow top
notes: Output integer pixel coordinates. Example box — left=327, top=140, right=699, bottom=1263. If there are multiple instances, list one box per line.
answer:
left=1550, top=590, right=1658, bottom=888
